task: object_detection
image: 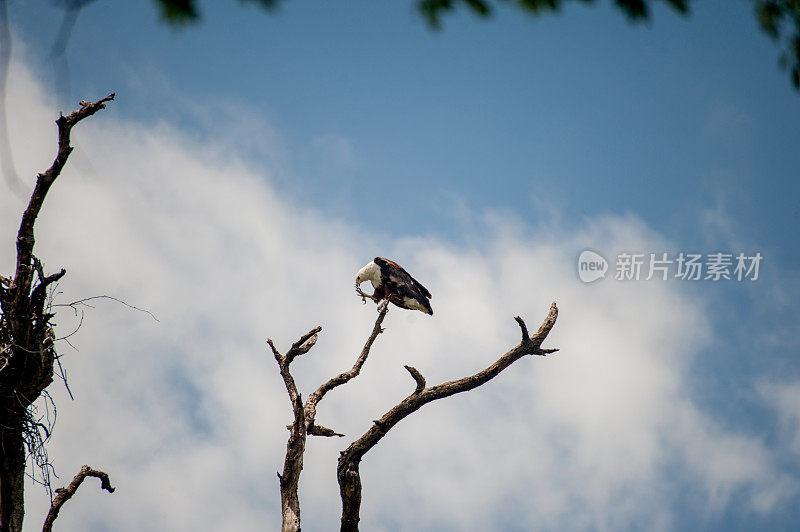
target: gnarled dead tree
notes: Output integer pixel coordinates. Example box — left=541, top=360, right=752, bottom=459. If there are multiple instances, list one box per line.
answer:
left=338, top=303, right=558, bottom=531
left=269, top=297, right=558, bottom=531
left=269, top=301, right=389, bottom=532
left=0, top=93, right=114, bottom=532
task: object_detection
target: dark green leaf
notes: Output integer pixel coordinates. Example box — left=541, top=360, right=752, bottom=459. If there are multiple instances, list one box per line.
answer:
left=154, top=0, right=199, bottom=25
left=237, top=0, right=281, bottom=12
left=615, top=0, right=648, bottom=19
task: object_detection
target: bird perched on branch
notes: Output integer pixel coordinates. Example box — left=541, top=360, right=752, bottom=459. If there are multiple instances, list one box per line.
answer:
left=355, top=257, right=433, bottom=315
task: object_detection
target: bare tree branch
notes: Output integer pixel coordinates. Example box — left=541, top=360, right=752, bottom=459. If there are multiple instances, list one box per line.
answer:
left=514, top=314, right=530, bottom=343
left=304, top=301, right=389, bottom=434
left=270, top=329, right=314, bottom=532
left=0, top=93, right=113, bottom=532
left=41, top=465, right=114, bottom=532
left=30, top=259, right=66, bottom=329
left=10, top=92, right=115, bottom=318
left=403, top=365, right=425, bottom=396
left=337, top=302, right=559, bottom=531
left=270, top=323, right=326, bottom=531
left=285, top=326, right=321, bottom=365
left=307, top=424, right=345, bottom=438
left=53, top=295, right=159, bottom=322
left=269, top=303, right=390, bottom=532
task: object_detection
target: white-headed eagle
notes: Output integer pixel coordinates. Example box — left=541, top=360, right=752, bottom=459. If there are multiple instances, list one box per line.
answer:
left=355, top=257, right=433, bottom=315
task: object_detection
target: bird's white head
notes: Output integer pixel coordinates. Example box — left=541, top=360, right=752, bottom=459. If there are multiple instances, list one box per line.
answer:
left=355, top=260, right=381, bottom=287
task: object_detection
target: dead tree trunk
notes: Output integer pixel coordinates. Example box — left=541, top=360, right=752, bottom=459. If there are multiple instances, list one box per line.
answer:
left=337, top=303, right=559, bottom=532
left=268, top=301, right=389, bottom=532
left=0, top=431, right=23, bottom=532
left=0, top=93, right=114, bottom=532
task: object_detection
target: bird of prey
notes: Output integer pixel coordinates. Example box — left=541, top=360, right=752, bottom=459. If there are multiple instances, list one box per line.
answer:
left=355, top=257, right=433, bottom=315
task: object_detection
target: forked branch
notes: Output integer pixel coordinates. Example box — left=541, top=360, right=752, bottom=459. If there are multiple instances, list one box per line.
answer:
left=11, top=93, right=114, bottom=312
left=337, top=302, right=559, bottom=532
left=269, top=331, right=311, bottom=532
left=269, top=303, right=389, bottom=532
left=0, top=94, right=113, bottom=532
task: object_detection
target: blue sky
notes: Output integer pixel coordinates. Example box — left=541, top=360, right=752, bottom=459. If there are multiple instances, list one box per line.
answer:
left=12, top=0, right=799, bottom=243
left=3, top=0, right=800, bottom=530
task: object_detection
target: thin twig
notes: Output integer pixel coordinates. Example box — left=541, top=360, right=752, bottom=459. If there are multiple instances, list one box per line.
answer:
left=54, top=356, right=74, bottom=400
left=54, top=310, right=84, bottom=342
left=53, top=295, right=159, bottom=322
left=304, top=301, right=389, bottom=434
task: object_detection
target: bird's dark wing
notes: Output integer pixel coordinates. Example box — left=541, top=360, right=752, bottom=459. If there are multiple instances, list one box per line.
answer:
left=374, top=257, right=432, bottom=299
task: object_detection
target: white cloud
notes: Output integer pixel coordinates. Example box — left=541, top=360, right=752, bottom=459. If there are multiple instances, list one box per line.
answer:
left=760, top=381, right=800, bottom=457
left=1, top=58, right=796, bottom=531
